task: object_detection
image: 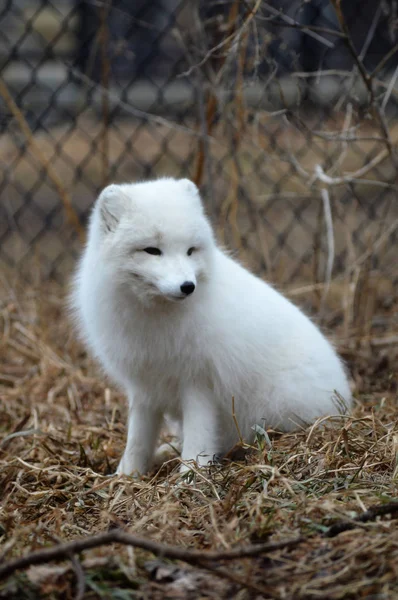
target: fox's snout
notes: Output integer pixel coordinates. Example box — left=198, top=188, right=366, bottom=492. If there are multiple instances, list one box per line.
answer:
left=180, top=281, right=195, bottom=296
left=149, top=259, right=198, bottom=301
left=152, top=272, right=197, bottom=301
left=161, top=277, right=196, bottom=300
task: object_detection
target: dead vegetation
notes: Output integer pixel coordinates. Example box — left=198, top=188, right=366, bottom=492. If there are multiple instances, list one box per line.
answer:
left=1, top=2, right=398, bottom=597
left=0, top=273, right=397, bottom=599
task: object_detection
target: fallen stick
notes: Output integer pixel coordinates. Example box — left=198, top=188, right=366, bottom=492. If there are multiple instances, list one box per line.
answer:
left=0, top=531, right=303, bottom=581
left=325, top=501, right=398, bottom=537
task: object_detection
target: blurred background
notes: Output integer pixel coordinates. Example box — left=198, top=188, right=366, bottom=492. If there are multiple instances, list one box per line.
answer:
left=1, top=0, right=397, bottom=327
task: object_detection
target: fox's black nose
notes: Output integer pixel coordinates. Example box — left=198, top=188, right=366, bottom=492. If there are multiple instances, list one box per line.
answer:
left=180, top=281, right=195, bottom=295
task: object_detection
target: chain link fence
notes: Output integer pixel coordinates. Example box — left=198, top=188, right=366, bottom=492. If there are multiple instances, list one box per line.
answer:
left=1, top=0, right=397, bottom=310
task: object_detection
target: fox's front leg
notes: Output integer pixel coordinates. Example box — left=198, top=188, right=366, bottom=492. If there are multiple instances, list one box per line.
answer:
left=116, top=387, right=162, bottom=476
left=180, top=387, right=221, bottom=471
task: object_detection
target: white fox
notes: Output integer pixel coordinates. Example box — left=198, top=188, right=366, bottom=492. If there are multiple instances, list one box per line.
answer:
left=71, top=177, right=351, bottom=475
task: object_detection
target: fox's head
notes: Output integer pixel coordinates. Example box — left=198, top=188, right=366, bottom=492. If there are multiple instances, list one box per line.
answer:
left=89, top=178, right=215, bottom=303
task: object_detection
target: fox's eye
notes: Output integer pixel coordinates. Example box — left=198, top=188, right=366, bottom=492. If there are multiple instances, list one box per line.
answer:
left=143, top=247, right=162, bottom=256
left=187, top=247, right=196, bottom=256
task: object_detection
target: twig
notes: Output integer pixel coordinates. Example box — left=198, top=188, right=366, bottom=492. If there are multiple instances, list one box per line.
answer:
left=293, top=69, right=355, bottom=78
left=313, top=146, right=390, bottom=185
left=313, top=133, right=385, bottom=143
left=180, top=0, right=262, bottom=80
left=196, top=559, right=268, bottom=596
left=219, top=21, right=250, bottom=251
left=232, top=397, right=244, bottom=446
left=0, top=414, right=30, bottom=451
left=313, top=192, right=323, bottom=309
left=69, top=554, right=86, bottom=600
left=350, top=217, right=398, bottom=271
left=330, top=0, right=396, bottom=162
left=370, top=42, right=398, bottom=78
left=193, top=90, right=217, bottom=186
left=358, top=4, right=381, bottom=62
left=288, top=109, right=385, bottom=143
left=370, top=334, right=398, bottom=347
left=0, top=76, right=85, bottom=243
left=255, top=20, right=346, bottom=40
left=0, top=428, right=43, bottom=448
left=381, top=64, right=398, bottom=112
left=259, top=2, right=335, bottom=48
left=329, top=102, right=352, bottom=175
left=179, top=27, right=238, bottom=80
left=0, top=530, right=303, bottom=581
left=320, top=188, right=334, bottom=315
left=325, top=502, right=398, bottom=537
left=84, top=0, right=162, bottom=32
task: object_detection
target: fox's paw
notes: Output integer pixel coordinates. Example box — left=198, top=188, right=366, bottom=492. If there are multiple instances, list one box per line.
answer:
left=115, top=454, right=144, bottom=479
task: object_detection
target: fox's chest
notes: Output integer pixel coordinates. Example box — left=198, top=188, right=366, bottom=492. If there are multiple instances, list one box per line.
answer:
left=109, top=318, right=202, bottom=372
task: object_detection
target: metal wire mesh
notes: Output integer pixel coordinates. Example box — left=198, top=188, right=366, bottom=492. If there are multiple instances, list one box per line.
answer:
left=1, top=0, right=397, bottom=300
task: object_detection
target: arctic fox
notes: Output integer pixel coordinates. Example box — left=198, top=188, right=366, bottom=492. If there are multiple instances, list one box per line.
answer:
left=71, top=177, right=351, bottom=475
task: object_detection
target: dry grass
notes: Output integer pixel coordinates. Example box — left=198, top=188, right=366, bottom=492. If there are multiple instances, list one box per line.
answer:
left=0, top=273, right=397, bottom=599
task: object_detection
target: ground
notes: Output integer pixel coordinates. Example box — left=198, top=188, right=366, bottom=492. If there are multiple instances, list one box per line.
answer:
left=0, top=274, right=397, bottom=599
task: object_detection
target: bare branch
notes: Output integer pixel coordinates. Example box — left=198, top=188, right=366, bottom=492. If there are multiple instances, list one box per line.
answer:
left=313, top=146, right=390, bottom=185
left=381, top=65, right=398, bottom=112
left=259, top=2, right=335, bottom=48
left=320, top=189, right=334, bottom=315
left=370, top=42, right=398, bottom=78
left=255, top=19, right=346, bottom=40
left=358, top=4, right=382, bottom=62
left=330, top=0, right=396, bottom=161
left=179, top=0, right=263, bottom=79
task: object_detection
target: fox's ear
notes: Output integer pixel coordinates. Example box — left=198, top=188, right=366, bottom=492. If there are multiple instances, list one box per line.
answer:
left=180, top=179, right=199, bottom=197
left=97, top=184, right=129, bottom=232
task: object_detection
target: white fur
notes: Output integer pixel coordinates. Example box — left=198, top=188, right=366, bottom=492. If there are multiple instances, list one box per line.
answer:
left=70, top=177, right=352, bottom=475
